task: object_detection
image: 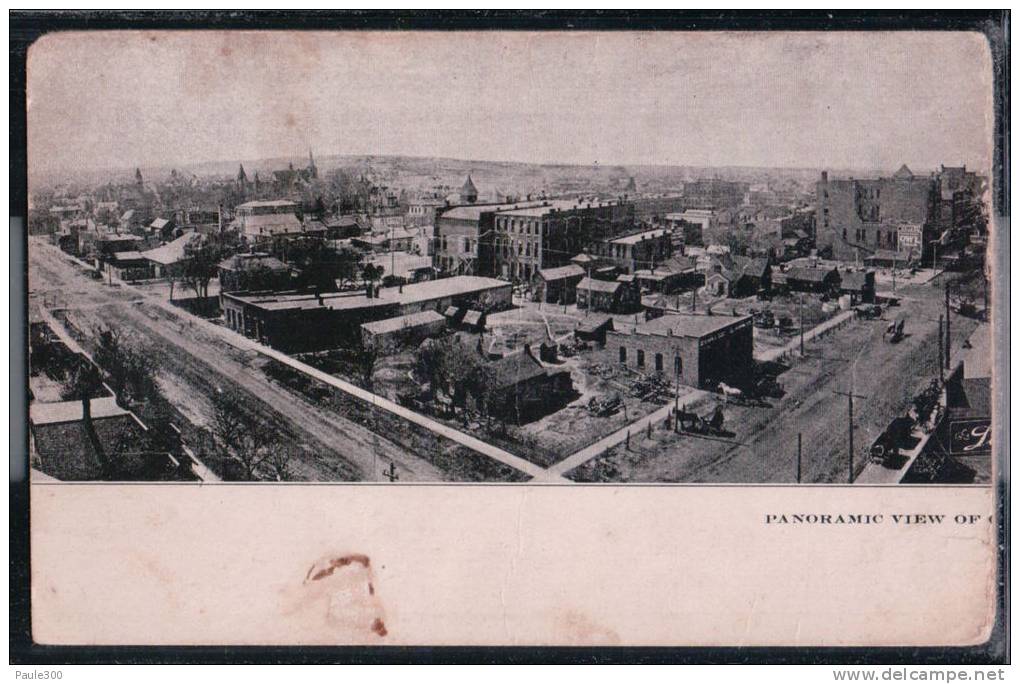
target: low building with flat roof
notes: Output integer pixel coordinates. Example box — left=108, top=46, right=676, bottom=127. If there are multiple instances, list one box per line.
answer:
left=221, top=275, right=512, bottom=352
left=361, top=310, right=447, bottom=353
left=605, top=313, right=754, bottom=389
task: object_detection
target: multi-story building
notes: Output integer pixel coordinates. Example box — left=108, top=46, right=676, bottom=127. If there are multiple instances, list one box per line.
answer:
left=490, top=199, right=634, bottom=281
left=432, top=200, right=546, bottom=276
left=682, top=178, right=751, bottom=209
left=588, top=228, right=672, bottom=274
left=815, top=165, right=940, bottom=263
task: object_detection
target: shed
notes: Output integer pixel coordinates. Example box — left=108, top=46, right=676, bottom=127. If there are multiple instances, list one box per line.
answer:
left=360, top=310, right=447, bottom=353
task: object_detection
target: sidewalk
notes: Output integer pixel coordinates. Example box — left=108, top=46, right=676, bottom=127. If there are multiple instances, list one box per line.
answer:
left=757, top=309, right=857, bottom=363
left=67, top=250, right=562, bottom=482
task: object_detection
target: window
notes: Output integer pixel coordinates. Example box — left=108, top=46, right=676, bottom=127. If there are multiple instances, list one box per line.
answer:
left=655, top=353, right=663, bottom=372
left=637, top=350, right=645, bottom=368
left=674, top=355, right=682, bottom=376
left=619, top=346, right=627, bottom=364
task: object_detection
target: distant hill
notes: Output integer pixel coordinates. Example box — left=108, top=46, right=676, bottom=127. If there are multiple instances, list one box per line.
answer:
left=30, top=151, right=885, bottom=197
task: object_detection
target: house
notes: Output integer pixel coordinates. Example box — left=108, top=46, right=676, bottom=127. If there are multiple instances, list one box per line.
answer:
left=705, top=255, right=772, bottom=298
left=839, top=270, right=876, bottom=304
left=218, top=253, right=293, bottom=293
left=324, top=215, right=364, bottom=239
left=140, top=231, right=203, bottom=278
left=148, top=216, right=176, bottom=239
left=786, top=266, right=841, bottom=294
left=533, top=264, right=586, bottom=304
left=481, top=345, right=573, bottom=423
left=360, top=310, right=447, bottom=353
left=575, top=277, right=639, bottom=313
left=106, top=251, right=151, bottom=281
left=633, top=255, right=702, bottom=294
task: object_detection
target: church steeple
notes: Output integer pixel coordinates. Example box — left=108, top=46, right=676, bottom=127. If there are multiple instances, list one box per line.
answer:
left=461, top=174, right=478, bottom=204
left=307, top=148, right=318, bottom=179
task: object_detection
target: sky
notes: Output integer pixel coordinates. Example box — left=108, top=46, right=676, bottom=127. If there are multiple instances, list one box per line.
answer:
left=27, top=30, right=994, bottom=178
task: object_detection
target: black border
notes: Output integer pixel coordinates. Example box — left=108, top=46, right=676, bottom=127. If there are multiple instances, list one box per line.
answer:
left=9, top=10, right=1010, bottom=665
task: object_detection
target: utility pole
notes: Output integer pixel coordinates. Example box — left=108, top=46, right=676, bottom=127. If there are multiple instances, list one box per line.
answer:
left=796, top=432, right=802, bottom=484
left=944, top=283, right=951, bottom=370
left=938, top=315, right=945, bottom=385
left=383, top=461, right=399, bottom=482
left=833, top=384, right=867, bottom=483
left=799, top=293, right=805, bottom=356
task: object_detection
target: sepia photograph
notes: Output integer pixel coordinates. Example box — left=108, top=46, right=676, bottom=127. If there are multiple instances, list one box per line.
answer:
left=25, top=29, right=997, bottom=486
left=12, top=12, right=1007, bottom=659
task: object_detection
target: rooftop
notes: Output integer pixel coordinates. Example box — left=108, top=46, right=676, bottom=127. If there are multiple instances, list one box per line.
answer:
left=633, top=313, right=752, bottom=339
left=361, top=310, right=446, bottom=335
left=238, top=213, right=304, bottom=234
left=228, top=275, right=509, bottom=313
left=496, top=199, right=625, bottom=218
left=31, top=396, right=128, bottom=426
left=963, top=324, right=991, bottom=380
left=537, top=264, right=585, bottom=281
left=140, top=232, right=202, bottom=265
left=577, top=277, right=622, bottom=293
left=439, top=201, right=545, bottom=222
left=609, top=229, right=669, bottom=245
left=237, top=200, right=298, bottom=208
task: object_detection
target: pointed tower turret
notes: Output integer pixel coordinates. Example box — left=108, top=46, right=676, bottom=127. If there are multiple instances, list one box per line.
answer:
left=461, top=174, right=478, bottom=204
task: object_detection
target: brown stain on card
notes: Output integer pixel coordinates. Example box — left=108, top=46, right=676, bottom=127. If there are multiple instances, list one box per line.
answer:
left=281, top=553, right=389, bottom=643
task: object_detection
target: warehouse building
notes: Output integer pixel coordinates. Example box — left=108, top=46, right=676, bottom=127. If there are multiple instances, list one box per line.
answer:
left=605, top=313, right=754, bottom=389
left=221, top=275, right=511, bottom=352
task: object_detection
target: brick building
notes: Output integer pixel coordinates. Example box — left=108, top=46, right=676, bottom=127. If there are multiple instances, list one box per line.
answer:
left=433, top=200, right=545, bottom=276
left=588, top=228, right=672, bottom=274
left=491, top=199, right=634, bottom=282
left=815, top=166, right=940, bottom=263
left=605, top=313, right=754, bottom=389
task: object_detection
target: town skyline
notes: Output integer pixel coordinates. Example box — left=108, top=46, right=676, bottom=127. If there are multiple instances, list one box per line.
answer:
left=28, top=31, right=994, bottom=179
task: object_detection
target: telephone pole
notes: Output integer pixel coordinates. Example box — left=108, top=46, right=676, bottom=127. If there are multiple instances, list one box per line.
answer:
left=944, top=284, right=951, bottom=370
left=796, top=433, right=803, bottom=484
left=384, top=461, right=399, bottom=482
left=833, top=385, right=867, bottom=483
left=799, top=293, right=805, bottom=355
left=938, top=315, right=945, bottom=385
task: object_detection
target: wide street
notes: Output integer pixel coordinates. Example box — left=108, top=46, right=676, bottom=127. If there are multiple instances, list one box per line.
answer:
left=29, top=238, right=446, bottom=482
left=566, top=275, right=980, bottom=483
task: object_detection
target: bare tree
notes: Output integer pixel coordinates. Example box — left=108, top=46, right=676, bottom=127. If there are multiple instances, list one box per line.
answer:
left=209, top=390, right=280, bottom=481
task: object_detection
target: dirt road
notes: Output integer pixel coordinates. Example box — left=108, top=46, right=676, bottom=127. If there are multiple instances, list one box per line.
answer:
left=568, top=278, right=979, bottom=483
left=29, top=239, right=447, bottom=482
